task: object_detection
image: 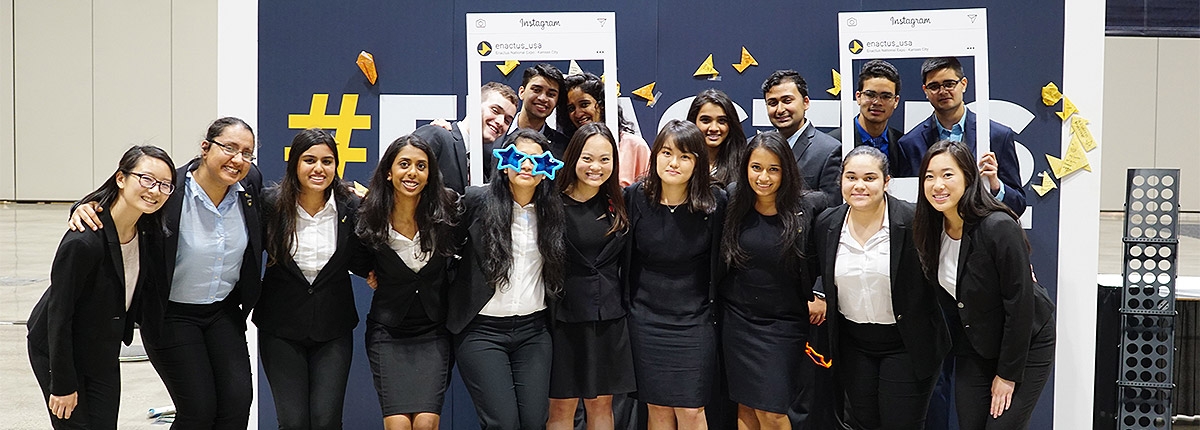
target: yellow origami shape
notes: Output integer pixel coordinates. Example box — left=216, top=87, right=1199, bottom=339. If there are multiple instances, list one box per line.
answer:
left=694, top=54, right=719, bottom=77
left=1031, top=172, right=1057, bottom=196
left=731, top=47, right=758, bottom=73
left=827, top=69, right=842, bottom=96
left=1041, top=82, right=1063, bottom=106
left=357, top=51, right=378, bottom=85
left=1057, top=96, right=1078, bottom=120
left=1071, top=116, right=1097, bottom=151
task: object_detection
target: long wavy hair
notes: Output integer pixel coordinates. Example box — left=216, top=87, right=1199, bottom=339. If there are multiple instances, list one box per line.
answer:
left=356, top=134, right=459, bottom=259
left=912, top=140, right=1023, bottom=281
left=721, top=131, right=810, bottom=270
left=642, top=119, right=717, bottom=214
left=264, top=129, right=352, bottom=266
left=480, top=129, right=566, bottom=295
left=556, top=122, right=628, bottom=235
left=80, top=145, right=176, bottom=233
left=686, top=89, right=747, bottom=187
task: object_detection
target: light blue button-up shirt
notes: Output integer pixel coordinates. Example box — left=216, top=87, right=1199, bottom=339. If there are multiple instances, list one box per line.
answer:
left=169, top=171, right=248, bottom=304
left=936, top=110, right=1005, bottom=200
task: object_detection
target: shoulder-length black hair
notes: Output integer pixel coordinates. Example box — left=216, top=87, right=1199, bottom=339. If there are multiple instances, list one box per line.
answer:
left=81, top=145, right=176, bottom=233
left=556, top=72, right=604, bottom=138
left=642, top=119, right=717, bottom=214
left=556, top=122, right=629, bottom=235
left=480, top=129, right=566, bottom=295
left=912, top=140, right=1022, bottom=281
left=356, top=134, right=459, bottom=259
left=686, top=89, right=747, bottom=187
left=721, top=131, right=809, bottom=269
left=265, top=129, right=353, bottom=266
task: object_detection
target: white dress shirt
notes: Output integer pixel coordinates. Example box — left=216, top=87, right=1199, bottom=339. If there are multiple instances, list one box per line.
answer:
left=292, top=197, right=338, bottom=284
left=938, top=231, right=962, bottom=299
left=834, top=206, right=896, bottom=324
left=388, top=229, right=429, bottom=273
left=121, top=234, right=140, bottom=311
left=479, top=201, right=546, bottom=317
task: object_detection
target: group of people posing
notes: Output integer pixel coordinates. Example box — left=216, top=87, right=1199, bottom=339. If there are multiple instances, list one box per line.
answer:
left=28, top=56, right=1055, bottom=430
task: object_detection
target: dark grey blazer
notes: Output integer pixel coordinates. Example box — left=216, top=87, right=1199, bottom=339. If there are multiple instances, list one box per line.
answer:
left=788, top=124, right=842, bottom=196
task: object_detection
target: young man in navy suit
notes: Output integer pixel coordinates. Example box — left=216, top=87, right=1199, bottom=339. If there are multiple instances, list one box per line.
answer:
left=829, top=60, right=905, bottom=171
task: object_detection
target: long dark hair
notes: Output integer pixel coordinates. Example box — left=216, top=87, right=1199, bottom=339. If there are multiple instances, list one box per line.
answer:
left=480, top=129, right=566, bottom=295
left=80, top=145, right=176, bottom=232
left=912, top=140, right=1022, bottom=281
left=557, top=122, right=629, bottom=235
left=265, top=129, right=353, bottom=266
left=557, top=72, right=604, bottom=138
left=721, top=131, right=809, bottom=269
left=686, top=89, right=747, bottom=186
left=356, top=134, right=459, bottom=258
left=642, top=119, right=717, bottom=214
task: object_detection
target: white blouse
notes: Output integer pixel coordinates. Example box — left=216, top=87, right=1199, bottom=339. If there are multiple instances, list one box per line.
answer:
left=388, top=229, right=429, bottom=273
left=479, top=201, right=546, bottom=317
left=834, top=207, right=896, bottom=324
left=292, top=197, right=338, bottom=284
left=938, top=231, right=962, bottom=299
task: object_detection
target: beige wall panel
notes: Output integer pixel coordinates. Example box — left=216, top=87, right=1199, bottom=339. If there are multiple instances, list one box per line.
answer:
left=1101, top=37, right=1160, bottom=211
left=0, top=0, right=14, bottom=200
left=14, top=1, right=92, bottom=200
left=93, top=1, right=172, bottom=185
left=171, top=0, right=218, bottom=163
left=1154, top=38, right=1200, bottom=212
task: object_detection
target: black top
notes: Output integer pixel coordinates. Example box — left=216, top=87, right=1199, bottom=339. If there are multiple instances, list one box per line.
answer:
left=557, top=193, right=627, bottom=323
left=719, top=211, right=810, bottom=320
left=27, top=210, right=156, bottom=395
left=253, top=191, right=369, bottom=342
left=365, top=244, right=451, bottom=336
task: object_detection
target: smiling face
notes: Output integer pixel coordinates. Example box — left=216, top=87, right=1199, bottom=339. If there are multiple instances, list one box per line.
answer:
left=841, top=154, right=889, bottom=212
left=922, top=152, right=965, bottom=215
left=117, top=156, right=173, bottom=214
left=695, top=103, right=730, bottom=150
left=764, top=81, right=809, bottom=137
left=201, top=125, right=254, bottom=186
left=507, top=138, right=545, bottom=190
left=922, top=68, right=967, bottom=115
left=389, top=144, right=430, bottom=200
left=856, top=77, right=899, bottom=126
left=480, top=91, right=517, bottom=144
left=518, top=76, right=559, bottom=121
left=574, top=134, right=614, bottom=191
left=655, top=137, right=696, bottom=188
left=746, top=147, right=783, bottom=199
left=566, top=88, right=602, bottom=127
left=296, top=144, right=336, bottom=196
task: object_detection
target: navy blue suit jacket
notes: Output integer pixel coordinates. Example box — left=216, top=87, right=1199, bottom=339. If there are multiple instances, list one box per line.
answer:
left=894, top=110, right=1027, bottom=215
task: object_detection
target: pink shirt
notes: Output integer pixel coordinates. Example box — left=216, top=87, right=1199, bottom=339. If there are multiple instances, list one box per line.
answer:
left=618, top=132, right=651, bottom=187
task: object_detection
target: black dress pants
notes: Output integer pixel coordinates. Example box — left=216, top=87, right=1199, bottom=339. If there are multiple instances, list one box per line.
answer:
left=259, top=331, right=353, bottom=430
left=29, top=342, right=121, bottom=430
left=838, top=320, right=939, bottom=430
left=953, top=316, right=1055, bottom=430
left=144, top=302, right=253, bottom=430
left=454, top=312, right=553, bottom=430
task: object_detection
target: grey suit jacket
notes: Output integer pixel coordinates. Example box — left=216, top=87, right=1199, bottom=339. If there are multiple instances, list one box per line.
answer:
left=788, top=124, right=842, bottom=196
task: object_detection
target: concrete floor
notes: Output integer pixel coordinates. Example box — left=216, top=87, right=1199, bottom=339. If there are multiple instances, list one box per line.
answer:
left=1, top=202, right=1198, bottom=429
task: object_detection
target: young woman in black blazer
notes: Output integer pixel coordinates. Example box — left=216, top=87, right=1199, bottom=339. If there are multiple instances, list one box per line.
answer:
left=812, top=146, right=950, bottom=429
left=546, top=123, right=636, bottom=430
left=355, top=134, right=460, bottom=430
left=625, top=120, right=725, bottom=430
left=71, top=117, right=265, bottom=429
left=30, top=146, right=175, bottom=429
left=913, top=140, right=1055, bottom=429
left=255, top=129, right=368, bottom=429
left=449, top=128, right=567, bottom=429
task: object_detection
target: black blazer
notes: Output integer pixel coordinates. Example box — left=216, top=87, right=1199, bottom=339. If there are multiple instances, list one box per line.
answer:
left=446, top=186, right=557, bottom=334
left=894, top=110, right=1027, bottom=214
left=414, top=123, right=469, bottom=194
left=253, top=191, right=367, bottom=341
left=27, top=210, right=155, bottom=395
left=948, top=211, right=1055, bottom=382
left=140, top=159, right=263, bottom=346
left=788, top=124, right=842, bottom=196
left=814, top=196, right=950, bottom=379
left=827, top=124, right=904, bottom=175
left=364, top=238, right=451, bottom=329
left=557, top=199, right=627, bottom=323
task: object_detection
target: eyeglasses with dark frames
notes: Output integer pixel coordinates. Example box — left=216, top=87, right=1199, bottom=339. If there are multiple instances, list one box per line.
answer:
left=207, top=139, right=257, bottom=162
left=923, top=79, right=962, bottom=92
left=125, top=172, right=175, bottom=195
left=859, top=90, right=896, bottom=101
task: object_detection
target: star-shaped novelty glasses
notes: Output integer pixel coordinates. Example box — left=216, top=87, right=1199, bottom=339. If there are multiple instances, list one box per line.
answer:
left=492, top=144, right=564, bottom=180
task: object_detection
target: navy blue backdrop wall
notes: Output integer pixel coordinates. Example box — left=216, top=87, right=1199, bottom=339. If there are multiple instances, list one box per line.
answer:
left=257, top=1, right=1065, bottom=428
